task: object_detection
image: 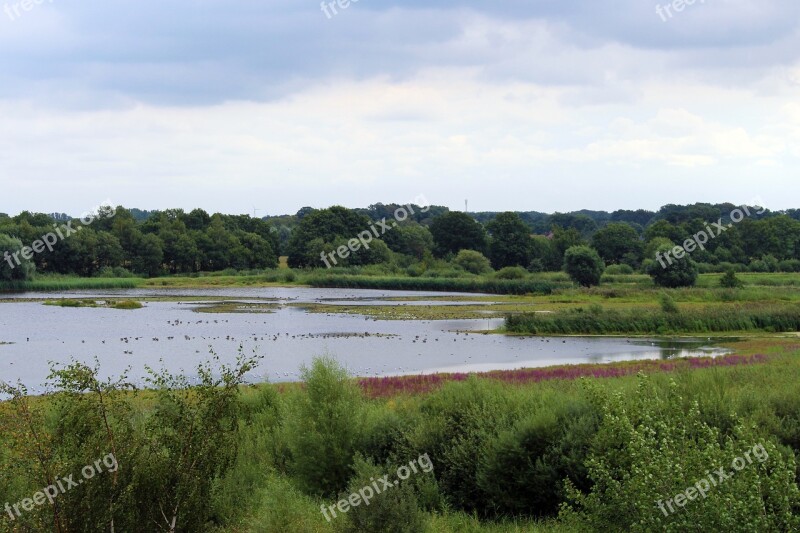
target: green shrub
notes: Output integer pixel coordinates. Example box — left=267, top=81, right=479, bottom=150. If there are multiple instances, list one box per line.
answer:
left=778, top=259, right=800, bottom=273
left=454, top=250, right=493, bottom=275
left=0, top=234, right=35, bottom=282
left=658, top=292, right=679, bottom=314
left=719, top=269, right=744, bottom=289
left=494, top=266, right=528, bottom=280
left=561, top=377, right=800, bottom=532
left=563, top=246, right=605, bottom=288
left=604, top=264, right=634, bottom=275
left=646, top=245, right=698, bottom=288
left=286, top=357, right=364, bottom=497
left=478, top=400, right=599, bottom=518
left=338, top=456, right=427, bottom=533
left=0, top=353, right=259, bottom=532
left=409, top=378, right=519, bottom=512
left=244, top=474, right=329, bottom=533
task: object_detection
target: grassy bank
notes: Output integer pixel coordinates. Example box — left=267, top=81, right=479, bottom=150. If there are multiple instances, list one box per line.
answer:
left=506, top=303, right=800, bottom=336
left=0, top=276, right=140, bottom=291
left=304, top=274, right=564, bottom=295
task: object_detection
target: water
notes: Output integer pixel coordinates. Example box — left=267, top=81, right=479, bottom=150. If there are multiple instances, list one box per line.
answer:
left=0, top=288, right=732, bottom=391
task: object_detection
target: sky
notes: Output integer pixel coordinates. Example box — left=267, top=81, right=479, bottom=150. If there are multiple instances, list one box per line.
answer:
left=1, top=0, right=799, bottom=217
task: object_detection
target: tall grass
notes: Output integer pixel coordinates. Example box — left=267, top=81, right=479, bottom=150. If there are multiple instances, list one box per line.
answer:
left=506, top=304, right=800, bottom=335
left=0, top=277, right=140, bottom=292
left=305, top=274, right=564, bottom=295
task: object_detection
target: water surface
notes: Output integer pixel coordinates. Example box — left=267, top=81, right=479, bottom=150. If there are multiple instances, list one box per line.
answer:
left=0, top=288, right=732, bottom=391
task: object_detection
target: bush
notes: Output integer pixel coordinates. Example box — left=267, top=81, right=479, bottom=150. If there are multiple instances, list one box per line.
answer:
left=0, top=353, right=259, bottom=532
left=527, top=258, right=545, bottom=273
left=659, top=292, right=679, bottom=314
left=719, top=269, right=744, bottom=289
left=453, top=250, right=493, bottom=275
left=494, top=266, right=528, bottom=280
left=478, top=400, right=599, bottom=518
left=339, top=456, right=427, bottom=533
left=0, top=234, right=35, bottom=282
left=286, top=357, right=364, bottom=497
left=778, top=259, right=800, bottom=272
left=604, top=264, right=634, bottom=275
left=563, top=246, right=605, bottom=287
left=646, top=245, right=698, bottom=288
left=561, top=377, right=800, bottom=532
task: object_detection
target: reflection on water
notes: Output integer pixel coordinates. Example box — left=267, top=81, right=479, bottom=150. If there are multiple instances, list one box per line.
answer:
left=0, top=288, right=733, bottom=391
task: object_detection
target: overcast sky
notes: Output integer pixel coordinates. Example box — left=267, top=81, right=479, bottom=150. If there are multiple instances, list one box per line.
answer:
left=1, top=0, right=799, bottom=217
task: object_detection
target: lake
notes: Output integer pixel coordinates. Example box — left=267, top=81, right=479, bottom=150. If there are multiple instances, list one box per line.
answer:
left=0, top=287, right=732, bottom=391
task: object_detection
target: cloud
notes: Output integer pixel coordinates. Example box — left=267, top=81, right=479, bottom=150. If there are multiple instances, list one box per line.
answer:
left=0, top=0, right=799, bottom=214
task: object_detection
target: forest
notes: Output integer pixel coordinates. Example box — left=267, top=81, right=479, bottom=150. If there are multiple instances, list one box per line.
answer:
left=2, top=201, right=800, bottom=284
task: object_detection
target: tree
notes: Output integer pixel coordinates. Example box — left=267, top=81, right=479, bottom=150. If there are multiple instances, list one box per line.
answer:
left=591, top=223, right=643, bottom=266
left=548, top=227, right=584, bottom=270
left=644, top=220, right=686, bottom=244
left=563, top=246, right=605, bottom=287
left=646, top=244, right=698, bottom=288
left=0, top=234, right=35, bottom=281
left=131, top=233, right=164, bottom=277
left=382, top=224, right=433, bottom=260
left=487, top=212, right=532, bottom=269
left=454, top=249, right=493, bottom=274
left=286, top=206, right=377, bottom=268
left=430, top=212, right=488, bottom=257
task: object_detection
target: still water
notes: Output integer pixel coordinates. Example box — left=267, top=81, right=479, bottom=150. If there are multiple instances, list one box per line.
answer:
left=0, top=288, right=731, bottom=391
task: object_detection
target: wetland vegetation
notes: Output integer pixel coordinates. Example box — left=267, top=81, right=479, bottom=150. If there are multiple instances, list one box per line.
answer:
left=2, top=201, right=800, bottom=532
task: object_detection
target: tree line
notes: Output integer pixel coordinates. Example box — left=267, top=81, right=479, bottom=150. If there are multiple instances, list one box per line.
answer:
left=1, top=201, right=799, bottom=282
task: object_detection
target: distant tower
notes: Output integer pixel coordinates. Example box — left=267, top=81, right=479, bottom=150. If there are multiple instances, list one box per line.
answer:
left=465, top=199, right=468, bottom=213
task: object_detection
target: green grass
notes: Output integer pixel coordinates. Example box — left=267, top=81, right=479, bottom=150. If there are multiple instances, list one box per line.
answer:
left=304, top=274, right=565, bottom=295
left=112, top=300, right=143, bottom=310
left=42, top=298, right=143, bottom=309
left=0, top=276, right=140, bottom=291
left=506, top=304, right=800, bottom=335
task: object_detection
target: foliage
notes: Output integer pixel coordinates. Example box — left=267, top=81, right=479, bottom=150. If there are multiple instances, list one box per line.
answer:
left=0, top=234, right=35, bottom=281
left=604, top=264, right=634, bottom=275
left=340, top=456, right=427, bottom=533
left=4, top=347, right=800, bottom=531
left=494, top=266, right=528, bottom=280
left=486, top=212, right=532, bottom=269
left=430, top=212, right=488, bottom=258
left=0, top=351, right=259, bottom=532
left=561, top=377, right=800, bottom=532
left=454, top=250, right=493, bottom=275
left=0, top=207, right=278, bottom=280
left=720, top=269, right=744, bottom=289
left=590, top=223, right=643, bottom=267
left=646, top=244, right=699, bottom=288
left=563, top=246, right=605, bottom=287
left=658, top=292, right=679, bottom=314
left=506, top=304, right=800, bottom=335
left=286, top=357, right=364, bottom=497
left=305, top=274, right=559, bottom=295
